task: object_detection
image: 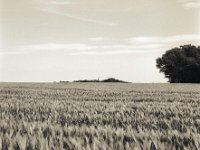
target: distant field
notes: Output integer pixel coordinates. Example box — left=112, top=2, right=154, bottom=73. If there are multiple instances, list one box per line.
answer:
left=0, top=82, right=200, bottom=150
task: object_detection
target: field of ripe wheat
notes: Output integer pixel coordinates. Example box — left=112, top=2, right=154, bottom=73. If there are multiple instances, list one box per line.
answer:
left=0, top=82, right=200, bottom=150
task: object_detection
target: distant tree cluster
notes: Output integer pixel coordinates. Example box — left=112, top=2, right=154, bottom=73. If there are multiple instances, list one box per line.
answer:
left=74, top=79, right=100, bottom=83
left=74, top=78, right=128, bottom=83
left=59, top=81, right=69, bottom=83
left=101, top=78, right=128, bottom=83
left=156, top=45, right=200, bottom=83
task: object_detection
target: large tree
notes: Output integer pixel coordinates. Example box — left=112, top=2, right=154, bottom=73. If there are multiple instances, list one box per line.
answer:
left=156, top=45, right=200, bottom=83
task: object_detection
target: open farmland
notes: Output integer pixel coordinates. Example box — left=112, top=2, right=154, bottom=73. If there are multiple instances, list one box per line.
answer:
left=0, top=83, right=200, bottom=150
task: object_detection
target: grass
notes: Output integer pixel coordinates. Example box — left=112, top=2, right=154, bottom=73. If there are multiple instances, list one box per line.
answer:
left=0, top=82, right=200, bottom=150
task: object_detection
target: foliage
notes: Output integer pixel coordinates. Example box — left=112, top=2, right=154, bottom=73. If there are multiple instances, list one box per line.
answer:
left=74, top=79, right=100, bottom=82
left=0, top=83, right=200, bottom=149
left=156, top=44, right=200, bottom=83
left=101, top=78, right=128, bottom=83
left=74, top=78, right=128, bottom=83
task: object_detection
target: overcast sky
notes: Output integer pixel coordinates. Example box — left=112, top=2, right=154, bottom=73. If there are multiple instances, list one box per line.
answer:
left=0, top=0, right=200, bottom=82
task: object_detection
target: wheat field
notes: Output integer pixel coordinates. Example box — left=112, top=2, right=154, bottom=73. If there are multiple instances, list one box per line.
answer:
left=0, top=82, right=200, bottom=150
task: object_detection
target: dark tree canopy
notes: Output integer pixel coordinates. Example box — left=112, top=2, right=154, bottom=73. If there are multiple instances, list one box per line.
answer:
left=74, top=78, right=128, bottom=83
left=156, top=45, right=200, bottom=83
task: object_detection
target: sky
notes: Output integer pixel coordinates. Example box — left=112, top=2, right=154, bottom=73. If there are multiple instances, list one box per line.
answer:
left=0, top=0, right=200, bottom=82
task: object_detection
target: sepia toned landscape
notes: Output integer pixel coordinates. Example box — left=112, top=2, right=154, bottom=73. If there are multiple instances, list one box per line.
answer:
left=1, top=0, right=200, bottom=149
left=0, top=82, right=200, bottom=149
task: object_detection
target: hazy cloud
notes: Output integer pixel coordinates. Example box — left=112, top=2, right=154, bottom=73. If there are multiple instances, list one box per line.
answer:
left=130, top=34, right=200, bottom=44
left=89, top=37, right=109, bottom=42
left=36, top=1, right=116, bottom=26
left=47, top=1, right=75, bottom=5
left=3, top=34, right=199, bottom=56
left=178, top=0, right=200, bottom=9
left=0, top=51, right=23, bottom=56
left=42, top=9, right=116, bottom=26
left=36, top=0, right=75, bottom=5
left=69, top=49, right=163, bottom=56
left=22, top=43, right=97, bottom=51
